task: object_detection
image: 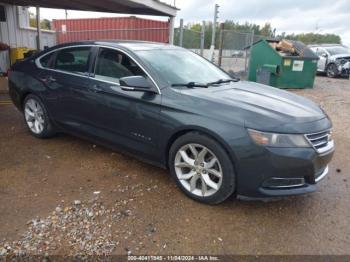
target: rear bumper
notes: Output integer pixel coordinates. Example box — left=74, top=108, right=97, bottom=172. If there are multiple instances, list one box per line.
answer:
left=235, top=142, right=334, bottom=200
left=8, top=79, right=23, bottom=111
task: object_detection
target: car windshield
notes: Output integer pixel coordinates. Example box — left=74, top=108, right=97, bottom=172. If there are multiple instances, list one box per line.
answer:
left=325, top=46, right=350, bottom=55
left=136, top=49, right=230, bottom=86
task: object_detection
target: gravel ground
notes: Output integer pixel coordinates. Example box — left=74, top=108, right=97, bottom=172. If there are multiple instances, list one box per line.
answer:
left=0, top=76, right=350, bottom=256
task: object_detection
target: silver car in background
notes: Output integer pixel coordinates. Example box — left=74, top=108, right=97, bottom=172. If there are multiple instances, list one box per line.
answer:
left=309, top=44, right=350, bottom=78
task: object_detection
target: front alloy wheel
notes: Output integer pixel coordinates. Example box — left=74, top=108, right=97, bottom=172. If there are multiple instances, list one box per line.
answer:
left=175, top=144, right=223, bottom=197
left=169, top=132, right=235, bottom=204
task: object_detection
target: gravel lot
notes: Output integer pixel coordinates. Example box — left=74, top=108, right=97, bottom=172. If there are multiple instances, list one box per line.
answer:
left=0, top=76, right=349, bottom=256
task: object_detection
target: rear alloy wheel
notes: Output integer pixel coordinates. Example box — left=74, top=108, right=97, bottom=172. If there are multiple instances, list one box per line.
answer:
left=169, top=132, right=235, bottom=204
left=326, top=63, right=338, bottom=78
left=23, top=95, right=55, bottom=138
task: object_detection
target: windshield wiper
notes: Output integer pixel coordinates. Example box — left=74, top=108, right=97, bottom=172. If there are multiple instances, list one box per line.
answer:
left=207, top=78, right=240, bottom=86
left=171, top=82, right=208, bottom=88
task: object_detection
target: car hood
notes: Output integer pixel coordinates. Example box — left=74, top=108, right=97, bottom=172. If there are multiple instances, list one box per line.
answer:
left=179, top=81, right=330, bottom=133
left=330, top=54, right=350, bottom=60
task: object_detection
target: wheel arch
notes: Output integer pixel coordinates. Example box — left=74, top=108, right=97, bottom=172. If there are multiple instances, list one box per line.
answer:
left=326, top=62, right=338, bottom=77
left=326, top=62, right=337, bottom=68
left=20, top=91, right=33, bottom=111
left=165, top=126, right=239, bottom=172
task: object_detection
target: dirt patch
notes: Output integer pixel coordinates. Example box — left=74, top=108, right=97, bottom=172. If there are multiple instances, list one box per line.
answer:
left=0, top=76, right=350, bottom=255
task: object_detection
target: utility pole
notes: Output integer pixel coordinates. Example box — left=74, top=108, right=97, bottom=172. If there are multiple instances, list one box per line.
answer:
left=209, top=4, right=219, bottom=62
left=218, top=23, right=224, bottom=67
left=211, top=4, right=219, bottom=47
left=200, top=21, right=205, bottom=56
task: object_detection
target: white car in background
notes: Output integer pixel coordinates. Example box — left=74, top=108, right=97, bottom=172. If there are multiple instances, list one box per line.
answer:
left=309, top=44, right=350, bottom=78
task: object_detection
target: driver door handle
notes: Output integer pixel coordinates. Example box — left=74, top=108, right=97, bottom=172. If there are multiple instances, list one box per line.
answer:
left=90, top=84, right=103, bottom=93
left=40, top=75, right=56, bottom=83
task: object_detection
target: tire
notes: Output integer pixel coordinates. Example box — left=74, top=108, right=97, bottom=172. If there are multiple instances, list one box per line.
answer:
left=326, top=63, right=338, bottom=78
left=169, top=132, right=235, bottom=204
left=23, top=94, right=56, bottom=138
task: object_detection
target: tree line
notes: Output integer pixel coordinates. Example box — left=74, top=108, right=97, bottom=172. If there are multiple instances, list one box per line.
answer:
left=29, top=12, right=51, bottom=30
left=175, top=20, right=342, bottom=49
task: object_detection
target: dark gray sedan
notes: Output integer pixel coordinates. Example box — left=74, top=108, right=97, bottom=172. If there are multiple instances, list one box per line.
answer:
left=8, top=41, right=334, bottom=204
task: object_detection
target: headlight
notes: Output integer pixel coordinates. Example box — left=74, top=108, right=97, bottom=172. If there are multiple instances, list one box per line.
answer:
left=247, top=129, right=310, bottom=148
left=337, top=59, right=347, bottom=65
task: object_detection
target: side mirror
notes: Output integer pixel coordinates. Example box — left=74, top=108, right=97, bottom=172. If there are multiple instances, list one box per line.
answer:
left=119, top=76, right=156, bottom=93
left=321, top=53, right=328, bottom=58
left=227, top=69, right=238, bottom=78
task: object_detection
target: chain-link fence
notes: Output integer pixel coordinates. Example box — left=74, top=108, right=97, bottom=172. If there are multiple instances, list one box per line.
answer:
left=217, top=30, right=265, bottom=78
left=174, top=19, right=205, bottom=55
left=173, top=20, right=269, bottom=79
left=174, top=28, right=203, bottom=54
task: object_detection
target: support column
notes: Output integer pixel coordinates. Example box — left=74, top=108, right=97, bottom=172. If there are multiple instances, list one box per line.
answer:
left=36, top=6, right=41, bottom=51
left=168, top=16, right=175, bottom=45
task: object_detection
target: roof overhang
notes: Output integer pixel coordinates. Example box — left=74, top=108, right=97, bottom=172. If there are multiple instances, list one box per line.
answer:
left=0, top=0, right=178, bottom=16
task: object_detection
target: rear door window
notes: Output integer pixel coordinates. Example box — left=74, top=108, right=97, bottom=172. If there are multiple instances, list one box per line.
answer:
left=94, top=47, right=146, bottom=84
left=39, top=52, right=55, bottom=68
left=53, top=47, right=92, bottom=75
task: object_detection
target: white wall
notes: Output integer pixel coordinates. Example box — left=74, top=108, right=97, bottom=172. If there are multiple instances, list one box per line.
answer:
left=0, top=50, right=9, bottom=73
left=0, top=3, right=56, bottom=70
left=17, top=6, right=30, bottom=28
left=0, top=4, right=56, bottom=49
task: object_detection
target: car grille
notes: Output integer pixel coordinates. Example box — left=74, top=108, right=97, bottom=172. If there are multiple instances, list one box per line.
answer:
left=305, top=130, right=332, bottom=153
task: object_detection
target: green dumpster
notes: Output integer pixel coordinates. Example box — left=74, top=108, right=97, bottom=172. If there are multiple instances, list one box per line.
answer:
left=248, top=39, right=319, bottom=89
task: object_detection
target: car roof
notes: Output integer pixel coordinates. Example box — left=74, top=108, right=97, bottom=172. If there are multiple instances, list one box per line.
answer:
left=308, top=44, right=345, bottom=48
left=49, top=40, right=181, bottom=51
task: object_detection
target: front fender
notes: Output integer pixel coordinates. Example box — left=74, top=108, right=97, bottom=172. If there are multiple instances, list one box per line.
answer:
left=158, top=110, right=248, bottom=173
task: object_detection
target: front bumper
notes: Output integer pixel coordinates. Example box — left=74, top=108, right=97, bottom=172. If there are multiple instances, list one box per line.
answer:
left=235, top=141, right=335, bottom=199
left=337, top=61, right=350, bottom=76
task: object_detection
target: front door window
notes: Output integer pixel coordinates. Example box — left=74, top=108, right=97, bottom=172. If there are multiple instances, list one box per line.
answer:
left=94, top=48, right=146, bottom=84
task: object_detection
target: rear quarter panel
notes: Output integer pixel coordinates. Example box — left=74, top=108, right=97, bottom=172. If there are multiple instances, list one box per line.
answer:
left=8, top=59, right=45, bottom=111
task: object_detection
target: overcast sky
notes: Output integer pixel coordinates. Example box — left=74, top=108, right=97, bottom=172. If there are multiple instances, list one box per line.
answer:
left=32, top=0, right=350, bottom=46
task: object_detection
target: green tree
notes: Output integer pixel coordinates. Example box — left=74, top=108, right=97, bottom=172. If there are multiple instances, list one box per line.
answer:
left=281, top=33, right=341, bottom=45
left=259, top=23, right=275, bottom=37
left=40, top=19, right=51, bottom=30
left=29, top=12, right=51, bottom=30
